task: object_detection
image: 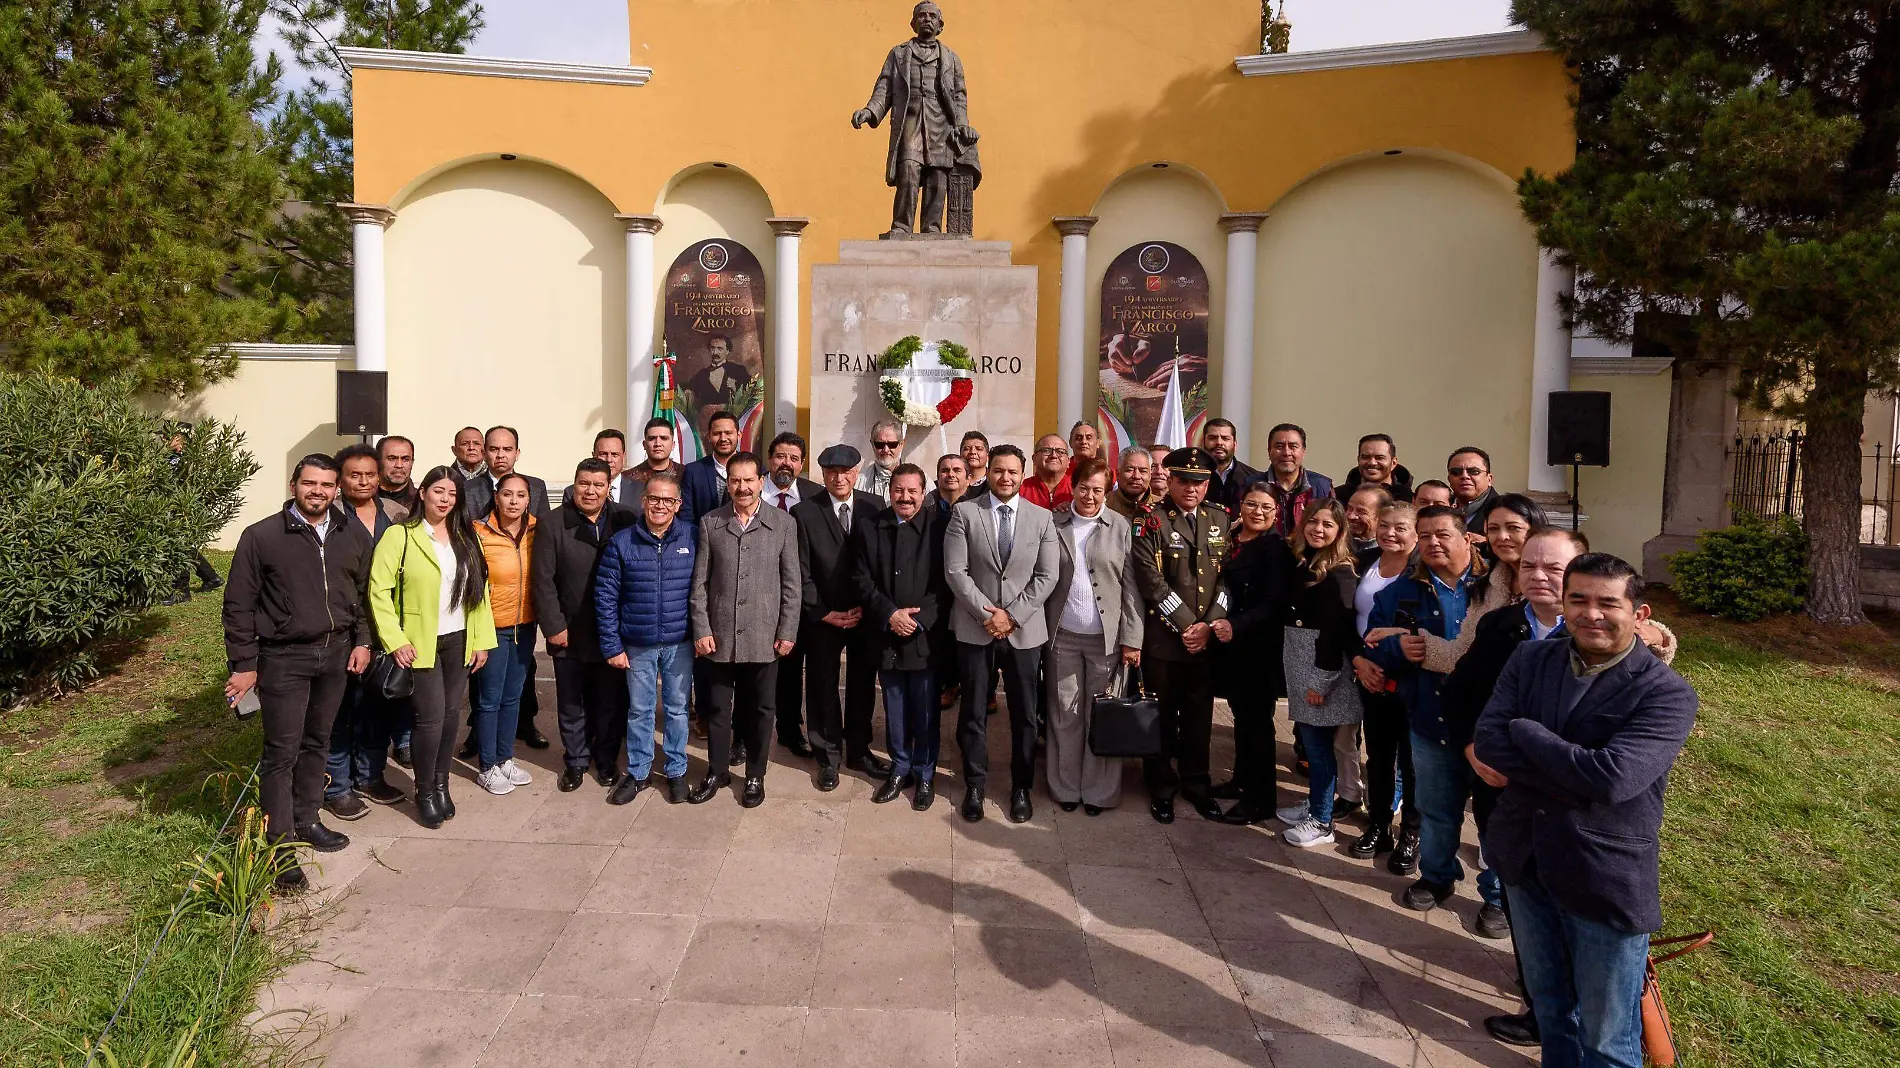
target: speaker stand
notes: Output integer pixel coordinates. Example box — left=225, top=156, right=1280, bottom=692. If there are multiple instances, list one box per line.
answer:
left=1568, top=464, right=1583, bottom=532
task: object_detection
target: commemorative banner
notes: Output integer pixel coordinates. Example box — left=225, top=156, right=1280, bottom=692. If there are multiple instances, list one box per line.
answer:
left=664, top=238, right=768, bottom=450
left=1096, top=241, right=1210, bottom=459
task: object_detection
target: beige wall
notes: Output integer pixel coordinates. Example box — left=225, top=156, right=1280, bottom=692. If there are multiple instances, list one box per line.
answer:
left=386, top=159, right=627, bottom=483
left=1253, top=155, right=1539, bottom=487
left=1569, top=369, right=1672, bottom=566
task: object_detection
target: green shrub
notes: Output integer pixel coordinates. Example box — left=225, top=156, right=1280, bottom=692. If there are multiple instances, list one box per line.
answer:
left=0, top=373, right=256, bottom=700
left=1667, top=513, right=1808, bottom=621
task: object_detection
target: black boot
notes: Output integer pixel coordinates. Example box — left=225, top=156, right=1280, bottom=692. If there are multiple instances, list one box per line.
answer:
left=437, top=775, right=456, bottom=821
left=415, top=786, right=444, bottom=829
left=1350, top=823, right=1395, bottom=860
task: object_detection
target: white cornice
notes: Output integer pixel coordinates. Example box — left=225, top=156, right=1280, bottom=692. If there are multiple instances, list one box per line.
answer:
left=1570, top=356, right=1674, bottom=377
left=337, top=47, right=652, bottom=87
left=1235, top=30, right=1544, bottom=77
left=223, top=343, right=354, bottom=362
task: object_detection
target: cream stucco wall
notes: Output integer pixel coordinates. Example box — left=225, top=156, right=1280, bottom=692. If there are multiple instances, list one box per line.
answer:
left=385, top=159, right=627, bottom=482
left=1253, top=155, right=1540, bottom=487
left=1571, top=369, right=1672, bottom=566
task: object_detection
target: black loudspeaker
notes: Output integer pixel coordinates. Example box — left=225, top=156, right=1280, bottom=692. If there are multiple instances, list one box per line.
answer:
left=336, top=370, right=388, bottom=437
left=1548, top=391, right=1611, bottom=467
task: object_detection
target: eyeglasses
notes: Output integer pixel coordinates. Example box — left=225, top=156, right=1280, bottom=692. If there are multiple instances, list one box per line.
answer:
left=873, top=441, right=902, bottom=451
left=1037, top=447, right=1069, bottom=457
left=645, top=496, right=681, bottom=508
left=1448, top=466, right=1488, bottom=477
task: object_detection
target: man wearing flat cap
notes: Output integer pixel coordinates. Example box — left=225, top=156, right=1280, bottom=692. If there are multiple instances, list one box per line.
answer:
left=794, top=444, right=893, bottom=789
left=1131, top=447, right=1233, bottom=825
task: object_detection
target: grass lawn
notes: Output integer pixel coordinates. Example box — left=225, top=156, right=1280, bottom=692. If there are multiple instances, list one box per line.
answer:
left=0, top=552, right=290, bottom=1067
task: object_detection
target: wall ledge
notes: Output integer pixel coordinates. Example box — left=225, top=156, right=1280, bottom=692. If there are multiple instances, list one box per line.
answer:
left=1571, top=356, right=1674, bottom=377
left=337, top=47, right=652, bottom=87
left=222, top=343, right=354, bottom=362
left=1235, top=30, right=1544, bottom=77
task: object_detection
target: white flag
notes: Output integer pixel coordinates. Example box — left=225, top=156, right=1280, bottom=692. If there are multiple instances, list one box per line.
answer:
left=1155, top=359, right=1188, bottom=451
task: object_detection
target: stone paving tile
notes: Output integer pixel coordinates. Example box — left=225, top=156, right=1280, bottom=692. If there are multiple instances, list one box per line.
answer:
left=279, top=900, right=448, bottom=988
left=625, top=786, right=745, bottom=850
left=1417, top=1036, right=1542, bottom=1068
left=840, top=793, right=959, bottom=858
left=798, top=1007, right=957, bottom=1068
left=1183, top=866, right=1342, bottom=943
left=1262, top=1032, right=1425, bottom=1067
left=637, top=1000, right=809, bottom=1068
left=952, top=858, right=1077, bottom=928
left=1071, top=863, right=1214, bottom=940
left=731, top=797, right=851, bottom=855
left=513, top=787, right=648, bottom=844
left=378, top=906, right=571, bottom=992
left=578, top=846, right=723, bottom=915
left=704, top=851, right=838, bottom=922
left=456, top=841, right=614, bottom=911
left=954, top=1014, right=1114, bottom=1068
left=1087, top=931, right=1253, bottom=1030
left=829, top=855, right=955, bottom=924
left=345, top=836, right=491, bottom=905
left=310, top=986, right=516, bottom=1068
left=811, top=922, right=954, bottom=1010
left=1222, top=938, right=1411, bottom=1039
left=1052, top=805, right=1179, bottom=868
left=670, top=919, right=823, bottom=1007
left=525, top=912, right=696, bottom=1000
left=475, top=995, right=658, bottom=1068
left=952, top=925, right=1102, bottom=1019
left=1101, top=1020, right=1276, bottom=1067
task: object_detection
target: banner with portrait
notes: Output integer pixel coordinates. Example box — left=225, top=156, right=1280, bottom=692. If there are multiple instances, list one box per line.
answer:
left=664, top=238, right=768, bottom=451
left=1096, top=241, right=1210, bottom=460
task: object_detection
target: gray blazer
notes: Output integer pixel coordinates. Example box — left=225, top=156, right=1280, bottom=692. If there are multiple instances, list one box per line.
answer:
left=943, top=492, right=1060, bottom=649
left=690, top=503, right=802, bottom=663
left=1043, top=507, right=1144, bottom=656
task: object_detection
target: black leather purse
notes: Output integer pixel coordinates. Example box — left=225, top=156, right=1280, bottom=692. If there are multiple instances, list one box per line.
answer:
left=364, top=536, right=414, bottom=700
left=1088, top=663, right=1163, bottom=758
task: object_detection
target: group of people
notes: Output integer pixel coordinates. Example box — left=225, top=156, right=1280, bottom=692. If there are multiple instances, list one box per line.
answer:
left=222, top=409, right=1698, bottom=1068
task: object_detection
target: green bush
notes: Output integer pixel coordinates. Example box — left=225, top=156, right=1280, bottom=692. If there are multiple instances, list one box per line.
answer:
left=0, top=373, right=256, bottom=700
left=1667, top=513, right=1809, bottom=621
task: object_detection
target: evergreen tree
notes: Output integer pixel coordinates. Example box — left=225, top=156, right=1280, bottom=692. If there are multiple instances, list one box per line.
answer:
left=0, top=0, right=285, bottom=395
left=250, top=0, right=482, bottom=342
left=1514, top=1, right=1900, bottom=625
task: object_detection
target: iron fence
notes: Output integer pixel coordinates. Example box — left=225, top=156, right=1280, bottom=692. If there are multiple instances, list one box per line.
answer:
left=1725, top=430, right=1900, bottom=546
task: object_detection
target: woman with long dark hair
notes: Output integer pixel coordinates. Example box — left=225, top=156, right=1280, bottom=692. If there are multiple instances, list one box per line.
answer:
left=1414, top=492, right=1546, bottom=675
left=1278, top=498, right=1362, bottom=847
left=471, top=472, right=539, bottom=796
left=369, top=466, right=496, bottom=828
left=1210, top=484, right=1291, bottom=825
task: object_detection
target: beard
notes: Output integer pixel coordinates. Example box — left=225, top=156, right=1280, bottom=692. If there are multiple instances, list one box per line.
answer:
left=772, top=469, right=796, bottom=489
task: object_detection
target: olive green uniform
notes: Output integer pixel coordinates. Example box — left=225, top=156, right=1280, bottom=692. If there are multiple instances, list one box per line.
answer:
left=1130, top=498, right=1230, bottom=800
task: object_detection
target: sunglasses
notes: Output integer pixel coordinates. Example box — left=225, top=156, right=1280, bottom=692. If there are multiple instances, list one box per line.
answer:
left=873, top=441, right=903, bottom=451
left=1448, top=466, right=1488, bottom=477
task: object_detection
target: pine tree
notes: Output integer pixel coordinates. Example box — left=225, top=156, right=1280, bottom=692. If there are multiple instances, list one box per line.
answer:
left=0, top=0, right=286, bottom=395
left=249, top=0, right=483, bottom=342
left=1515, top=0, right=1900, bottom=626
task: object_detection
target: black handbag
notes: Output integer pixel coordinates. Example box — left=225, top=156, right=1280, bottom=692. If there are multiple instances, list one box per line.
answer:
left=1088, top=662, right=1163, bottom=758
left=365, top=536, right=414, bottom=700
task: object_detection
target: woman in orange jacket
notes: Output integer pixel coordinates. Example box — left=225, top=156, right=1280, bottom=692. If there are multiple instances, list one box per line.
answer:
left=470, top=472, right=539, bottom=795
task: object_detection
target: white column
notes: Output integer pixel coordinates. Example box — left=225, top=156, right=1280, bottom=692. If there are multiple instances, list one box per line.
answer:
left=1529, top=249, right=1575, bottom=495
left=617, top=214, right=664, bottom=427
left=767, top=217, right=810, bottom=437
left=1218, top=212, right=1268, bottom=453
left=1052, top=216, right=1098, bottom=432
left=340, top=203, right=394, bottom=372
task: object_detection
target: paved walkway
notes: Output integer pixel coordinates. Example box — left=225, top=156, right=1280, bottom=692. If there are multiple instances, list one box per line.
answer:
left=256, top=677, right=1537, bottom=1068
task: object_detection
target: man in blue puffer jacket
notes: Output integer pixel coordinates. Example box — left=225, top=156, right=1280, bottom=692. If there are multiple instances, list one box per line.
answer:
left=596, top=470, right=698, bottom=806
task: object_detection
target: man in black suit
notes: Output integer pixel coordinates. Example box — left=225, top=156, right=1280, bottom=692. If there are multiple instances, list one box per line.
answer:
left=1200, top=418, right=1258, bottom=515
left=562, top=429, right=646, bottom=510
left=762, top=432, right=823, bottom=760
left=531, top=458, right=637, bottom=792
left=794, top=444, right=892, bottom=790
left=1473, top=553, right=1698, bottom=1068
left=458, top=424, right=553, bottom=751
left=681, top=410, right=742, bottom=526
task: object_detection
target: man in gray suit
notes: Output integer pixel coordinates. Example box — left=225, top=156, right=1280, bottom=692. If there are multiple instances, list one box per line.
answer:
left=688, top=451, right=802, bottom=808
left=943, top=444, right=1060, bottom=824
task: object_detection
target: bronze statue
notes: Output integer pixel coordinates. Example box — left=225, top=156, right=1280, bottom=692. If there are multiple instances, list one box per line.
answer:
left=851, top=1, right=982, bottom=236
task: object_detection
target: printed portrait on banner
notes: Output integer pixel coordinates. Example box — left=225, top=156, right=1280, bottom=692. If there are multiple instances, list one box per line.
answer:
left=1095, top=241, right=1211, bottom=457
left=664, top=239, right=768, bottom=450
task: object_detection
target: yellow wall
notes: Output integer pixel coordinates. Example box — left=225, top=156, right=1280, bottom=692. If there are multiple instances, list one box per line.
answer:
left=1570, top=369, right=1672, bottom=565
left=350, top=0, right=1574, bottom=435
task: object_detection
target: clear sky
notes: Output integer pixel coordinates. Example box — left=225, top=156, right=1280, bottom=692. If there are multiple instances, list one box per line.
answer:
left=262, top=1, right=1519, bottom=80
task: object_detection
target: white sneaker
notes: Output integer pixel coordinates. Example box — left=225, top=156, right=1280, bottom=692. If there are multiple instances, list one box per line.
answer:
left=477, top=765, right=515, bottom=795
left=500, top=759, right=532, bottom=786
left=1277, top=803, right=1311, bottom=826
left=1283, top=818, right=1336, bottom=848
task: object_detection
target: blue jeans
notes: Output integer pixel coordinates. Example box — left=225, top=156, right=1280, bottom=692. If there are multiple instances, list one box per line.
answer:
left=1507, top=871, right=1648, bottom=1068
left=1409, top=730, right=1501, bottom=907
left=471, top=623, right=536, bottom=770
left=881, top=668, right=938, bottom=782
left=325, top=675, right=392, bottom=798
left=626, top=641, right=692, bottom=781
left=1295, top=722, right=1339, bottom=824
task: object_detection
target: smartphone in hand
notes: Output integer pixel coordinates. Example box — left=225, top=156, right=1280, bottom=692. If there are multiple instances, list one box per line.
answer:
left=231, top=688, right=261, bottom=719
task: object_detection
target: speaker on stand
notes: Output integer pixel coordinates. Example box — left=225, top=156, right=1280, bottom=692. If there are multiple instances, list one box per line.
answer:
left=336, top=370, right=388, bottom=442
left=1547, top=391, right=1612, bottom=532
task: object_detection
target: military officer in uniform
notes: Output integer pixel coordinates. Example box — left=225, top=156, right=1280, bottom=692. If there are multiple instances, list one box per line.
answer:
left=1131, top=447, right=1231, bottom=825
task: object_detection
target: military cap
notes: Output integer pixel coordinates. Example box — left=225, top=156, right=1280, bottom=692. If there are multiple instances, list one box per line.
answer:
left=818, top=443, right=863, bottom=468
left=1162, top=446, right=1215, bottom=482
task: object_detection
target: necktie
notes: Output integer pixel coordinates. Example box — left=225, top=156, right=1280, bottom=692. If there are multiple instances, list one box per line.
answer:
left=997, top=503, right=1014, bottom=566
left=777, top=492, right=791, bottom=513
left=718, top=475, right=729, bottom=506
left=838, top=502, right=851, bottom=533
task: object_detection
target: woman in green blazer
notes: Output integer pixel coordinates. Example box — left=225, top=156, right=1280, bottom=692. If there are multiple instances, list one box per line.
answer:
left=369, top=466, right=497, bottom=828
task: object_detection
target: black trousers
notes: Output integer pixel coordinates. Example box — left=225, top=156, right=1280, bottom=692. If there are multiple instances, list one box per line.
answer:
left=257, top=638, right=352, bottom=837
left=1229, top=688, right=1279, bottom=805
left=1361, top=686, right=1419, bottom=833
left=177, top=550, right=220, bottom=592
left=1144, top=656, right=1215, bottom=801
left=705, top=660, right=777, bottom=780
left=408, top=631, right=469, bottom=791
left=553, top=656, right=628, bottom=774
left=776, top=636, right=807, bottom=745
left=804, top=620, right=877, bottom=767
left=517, top=652, right=540, bottom=734
left=956, top=640, right=1040, bottom=793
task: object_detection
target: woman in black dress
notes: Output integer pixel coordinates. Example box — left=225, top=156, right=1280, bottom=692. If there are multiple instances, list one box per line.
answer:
left=1210, top=484, right=1292, bottom=825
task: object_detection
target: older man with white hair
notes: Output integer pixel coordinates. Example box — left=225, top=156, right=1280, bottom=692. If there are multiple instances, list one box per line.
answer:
left=855, top=420, right=906, bottom=502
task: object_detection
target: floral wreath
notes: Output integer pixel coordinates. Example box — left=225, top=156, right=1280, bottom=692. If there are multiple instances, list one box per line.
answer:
left=877, top=336, right=975, bottom=428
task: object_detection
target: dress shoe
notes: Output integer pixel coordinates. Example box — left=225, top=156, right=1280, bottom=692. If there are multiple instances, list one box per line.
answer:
left=816, top=765, right=841, bottom=793
left=361, top=779, right=406, bottom=806
left=1332, top=797, right=1364, bottom=818
left=608, top=775, right=645, bottom=806
left=160, top=591, right=189, bottom=606
left=1221, top=801, right=1273, bottom=826
left=274, top=864, right=309, bottom=893
left=667, top=776, right=689, bottom=804
left=296, top=822, right=350, bottom=853
left=414, top=788, right=445, bottom=829
left=558, top=767, right=586, bottom=792
left=1388, top=831, right=1421, bottom=876
left=1057, top=800, right=1080, bottom=813
left=846, top=751, right=893, bottom=778
left=518, top=726, right=550, bottom=749
left=1402, top=878, right=1452, bottom=912
left=1008, top=788, right=1033, bottom=824
left=1484, top=1012, right=1540, bottom=1047
left=437, top=776, right=456, bottom=820
left=960, top=785, right=985, bottom=822
left=872, top=774, right=906, bottom=805
left=323, top=791, right=368, bottom=821
left=1350, top=824, right=1395, bottom=859
left=741, top=776, right=766, bottom=808
left=392, top=743, right=413, bottom=769
left=692, top=718, right=708, bottom=739
left=1149, top=796, right=1176, bottom=824
left=780, top=736, right=817, bottom=760
left=1475, top=903, right=1511, bottom=939
left=938, top=684, right=960, bottom=711
left=458, top=736, right=479, bottom=762
left=1207, top=778, right=1243, bottom=801
left=912, top=778, right=936, bottom=811
left=594, top=766, right=620, bottom=789
left=1184, top=791, right=1226, bottom=823
left=199, top=575, right=223, bottom=591
left=687, top=774, right=731, bottom=805
left=728, top=743, right=748, bottom=768
left=1082, top=803, right=1104, bottom=817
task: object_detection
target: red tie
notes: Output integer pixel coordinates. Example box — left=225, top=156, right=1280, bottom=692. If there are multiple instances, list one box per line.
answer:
left=777, top=493, right=792, bottom=512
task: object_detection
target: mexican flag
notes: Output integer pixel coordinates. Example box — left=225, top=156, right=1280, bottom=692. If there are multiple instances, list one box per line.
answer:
left=653, top=344, right=703, bottom=463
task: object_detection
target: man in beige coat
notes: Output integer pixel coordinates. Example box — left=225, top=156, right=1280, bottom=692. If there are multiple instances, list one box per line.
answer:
left=688, top=452, right=801, bottom=808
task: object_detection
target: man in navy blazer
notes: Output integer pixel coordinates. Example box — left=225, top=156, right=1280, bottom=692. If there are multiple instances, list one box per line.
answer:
left=680, top=409, right=743, bottom=527
left=1472, top=553, right=1697, bottom=1068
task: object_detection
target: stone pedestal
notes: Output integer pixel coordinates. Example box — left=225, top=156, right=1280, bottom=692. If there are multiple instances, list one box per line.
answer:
left=1644, top=359, right=1738, bottom=581
left=809, top=240, right=1038, bottom=465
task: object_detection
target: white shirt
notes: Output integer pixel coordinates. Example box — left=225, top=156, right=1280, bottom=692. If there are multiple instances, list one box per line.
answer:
left=832, top=494, right=855, bottom=533
left=991, top=495, right=1019, bottom=549
left=764, top=480, right=803, bottom=512
left=430, top=526, right=466, bottom=636
left=1355, top=559, right=1407, bottom=635
left=608, top=475, right=622, bottom=504
left=1059, top=514, right=1105, bottom=635
left=289, top=504, right=331, bottom=543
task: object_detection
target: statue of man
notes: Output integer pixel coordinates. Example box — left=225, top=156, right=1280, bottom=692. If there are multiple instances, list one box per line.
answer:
left=851, top=1, right=981, bottom=236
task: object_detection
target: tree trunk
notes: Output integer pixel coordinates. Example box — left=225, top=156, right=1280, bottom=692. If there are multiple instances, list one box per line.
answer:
left=1802, top=412, right=1866, bottom=625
